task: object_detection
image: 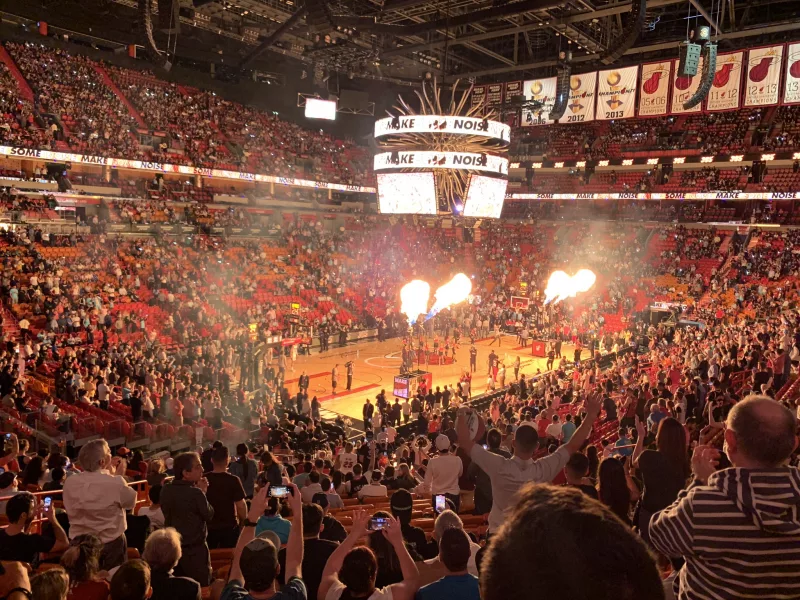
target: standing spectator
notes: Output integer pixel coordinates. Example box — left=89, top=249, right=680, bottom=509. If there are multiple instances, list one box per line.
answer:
left=229, top=444, right=258, bottom=499
left=650, top=396, right=800, bottom=600
left=467, top=428, right=510, bottom=516
left=0, top=492, right=69, bottom=564
left=143, top=528, right=202, bottom=600
left=62, top=440, right=136, bottom=570
left=204, top=446, right=247, bottom=550
left=60, top=534, right=111, bottom=600
left=419, top=435, right=463, bottom=512
left=318, top=510, right=419, bottom=600
left=255, top=451, right=283, bottom=491
left=633, top=416, right=689, bottom=546
left=160, top=452, right=214, bottom=586
left=219, top=484, right=305, bottom=600
left=277, top=503, right=338, bottom=600
left=457, top=391, right=602, bottom=533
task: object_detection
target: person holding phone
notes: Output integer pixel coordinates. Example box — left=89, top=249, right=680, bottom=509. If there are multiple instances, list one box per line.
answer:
left=0, top=492, right=69, bottom=565
left=318, top=510, right=419, bottom=600
left=220, top=483, right=304, bottom=600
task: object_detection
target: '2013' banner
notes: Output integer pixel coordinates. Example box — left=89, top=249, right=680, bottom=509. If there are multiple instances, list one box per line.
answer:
left=596, top=66, right=638, bottom=120
left=744, top=45, right=784, bottom=107
left=783, top=43, right=800, bottom=105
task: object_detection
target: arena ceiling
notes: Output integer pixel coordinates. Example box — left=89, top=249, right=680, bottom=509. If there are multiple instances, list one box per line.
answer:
left=2, top=0, right=800, bottom=86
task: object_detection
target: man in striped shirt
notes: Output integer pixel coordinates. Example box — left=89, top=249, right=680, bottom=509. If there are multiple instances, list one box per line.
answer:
left=650, top=395, right=800, bottom=600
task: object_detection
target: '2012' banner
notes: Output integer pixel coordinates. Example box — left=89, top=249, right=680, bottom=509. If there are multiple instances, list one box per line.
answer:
left=706, top=51, right=743, bottom=112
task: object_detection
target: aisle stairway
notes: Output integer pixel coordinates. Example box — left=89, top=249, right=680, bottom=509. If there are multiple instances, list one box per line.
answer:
left=91, top=63, right=147, bottom=128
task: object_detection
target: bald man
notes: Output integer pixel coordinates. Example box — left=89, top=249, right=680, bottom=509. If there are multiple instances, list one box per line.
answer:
left=650, top=395, right=800, bottom=600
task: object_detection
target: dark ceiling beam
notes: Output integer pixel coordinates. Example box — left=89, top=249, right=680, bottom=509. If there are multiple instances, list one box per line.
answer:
left=332, top=0, right=570, bottom=35
left=380, top=0, right=686, bottom=57
left=459, top=18, right=800, bottom=77
left=237, top=8, right=306, bottom=71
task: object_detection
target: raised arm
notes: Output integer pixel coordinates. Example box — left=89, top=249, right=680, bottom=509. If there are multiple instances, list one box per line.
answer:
left=632, top=416, right=646, bottom=467
left=384, top=516, right=420, bottom=600
left=283, top=482, right=304, bottom=581
left=318, top=509, right=371, bottom=600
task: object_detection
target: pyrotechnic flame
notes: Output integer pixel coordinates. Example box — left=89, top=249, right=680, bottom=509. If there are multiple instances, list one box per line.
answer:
left=427, top=273, right=473, bottom=319
left=543, top=269, right=596, bottom=304
left=400, top=280, right=431, bottom=324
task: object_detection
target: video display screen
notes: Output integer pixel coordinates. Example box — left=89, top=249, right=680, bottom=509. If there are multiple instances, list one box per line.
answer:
left=463, top=175, right=507, bottom=218
left=377, top=172, right=438, bottom=215
left=305, top=98, right=337, bottom=120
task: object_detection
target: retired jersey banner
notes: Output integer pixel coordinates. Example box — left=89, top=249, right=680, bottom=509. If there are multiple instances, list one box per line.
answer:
left=471, top=85, right=486, bottom=110
left=782, top=43, right=800, bottom=105
left=706, top=51, right=743, bottom=112
left=639, top=62, right=671, bottom=117
left=522, top=77, right=557, bottom=126
left=596, top=66, right=637, bottom=120
left=744, top=45, right=783, bottom=107
left=486, top=83, right=503, bottom=106
left=562, top=72, right=596, bottom=123
left=671, top=56, right=704, bottom=114
left=504, top=81, right=522, bottom=102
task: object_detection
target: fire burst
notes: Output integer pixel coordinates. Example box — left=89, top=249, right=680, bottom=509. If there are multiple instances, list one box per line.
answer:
left=400, top=274, right=473, bottom=324
left=543, top=269, right=596, bottom=304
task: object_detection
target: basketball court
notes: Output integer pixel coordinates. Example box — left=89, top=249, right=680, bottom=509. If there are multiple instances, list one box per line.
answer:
left=281, top=334, right=576, bottom=423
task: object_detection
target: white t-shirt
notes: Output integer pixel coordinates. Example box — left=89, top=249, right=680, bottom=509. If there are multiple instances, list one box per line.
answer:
left=422, top=453, right=463, bottom=496
left=326, top=580, right=393, bottom=600
left=138, top=505, right=165, bottom=530
left=545, top=422, right=563, bottom=439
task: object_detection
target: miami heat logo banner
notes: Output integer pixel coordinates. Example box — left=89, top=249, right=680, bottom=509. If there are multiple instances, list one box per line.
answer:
left=596, top=66, right=637, bottom=120
left=671, top=56, right=704, bottom=114
left=522, top=77, right=557, bottom=126
left=638, top=62, right=671, bottom=117
left=745, top=45, right=783, bottom=107
left=706, top=51, right=743, bottom=112
left=783, top=43, right=800, bottom=105
left=563, top=72, right=596, bottom=123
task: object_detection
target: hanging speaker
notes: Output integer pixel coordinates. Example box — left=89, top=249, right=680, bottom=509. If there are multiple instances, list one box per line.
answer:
left=599, top=0, right=646, bottom=66
left=678, top=41, right=702, bottom=77
left=682, top=42, right=717, bottom=110
left=549, top=63, right=571, bottom=121
left=157, top=0, right=180, bottom=33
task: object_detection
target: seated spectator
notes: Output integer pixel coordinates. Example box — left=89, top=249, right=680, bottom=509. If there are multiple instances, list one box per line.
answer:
left=277, top=503, right=338, bottom=600
left=650, top=395, right=800, bottom=599
left=415, top=528, right=480, bottom=600
left=319, top=510, right=419, bottom=600
left=143, top=528, right=202, bottom=600
left=43, top=467, right=66, bottom=492
left=300, top=470, right=324, bottom=504
left=563, top=452, right=598, bottom=499
left=481, top=484, right=664, bottom=600
left=62, top=440, right=137, bottom=570
left=255, top=497, right=292, bottom=545
left=390, top=490, right=435, bottom=559
left=138, top=485, right=165, bottom=531
left=358, top=470, right=388, bottom=500
left=312, top=493, right=347, bottom=544
left=422, top=510, right=481, bottom=579
left=320, top=476, right=343, bottom=509
left=60, top=534, right=111, bottom=600
left=30, top=567, right=69, bottom=600
left=0, top=491, right=69, bottom=564
left=219, top=484, right=304, bottom=600
left=110, top=560, right=151, bottom=600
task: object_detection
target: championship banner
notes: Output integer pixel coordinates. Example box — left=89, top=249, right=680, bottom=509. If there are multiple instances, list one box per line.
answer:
left=486, top=83, right=503, bottom=106
left=706, top=51, right=743, bottom=112
left=510, top=296, right=531, bottom=310
left=521, top=77, right=557, bottom=126
left=373, top=151, right=509, bottom=175
left=671, top=56, right=704, bottom=114
left=782, top=42, right=800, bottom=105
left=744, top=45, right=783, bottom=107
left=471, top=85, right=487, bottom=110
left=596, top=66, right=638, bottom=120
left=639, top=61, right=671, bottom=117
left=504, top=81, right=522, bottom=102
left=563, top=72, right=596, bottom=123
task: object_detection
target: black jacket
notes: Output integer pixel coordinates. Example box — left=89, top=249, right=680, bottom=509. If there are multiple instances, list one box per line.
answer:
left=160, top=479, right=214, bottom=547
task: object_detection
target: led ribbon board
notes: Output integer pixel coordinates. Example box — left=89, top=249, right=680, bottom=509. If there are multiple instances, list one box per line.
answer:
left=374, top=151, right=509, bottom=175
left=374, top=116, right=511, bottom=144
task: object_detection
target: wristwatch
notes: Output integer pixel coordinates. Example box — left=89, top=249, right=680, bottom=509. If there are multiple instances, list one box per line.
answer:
left=4, top=589, right=33, bottom=600
left=242, top=519, right=259, bottom=527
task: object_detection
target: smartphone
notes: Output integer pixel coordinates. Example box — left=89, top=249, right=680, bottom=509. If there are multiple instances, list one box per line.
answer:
left=269, top=485, right=290, bottom=498
left=370, top=517, right=390, bottom=531
left=43, top=497, right=52, bottom=510
left=434, top=494, right=446, bottom=514
left=482, top=444, right=488, bottom=450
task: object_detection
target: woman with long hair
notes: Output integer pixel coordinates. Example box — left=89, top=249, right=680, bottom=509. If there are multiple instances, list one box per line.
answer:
left=597, top=457, right=640, bottom=525
left=633, top=416, right=689, bottom=545
left=367, top=510, right=418, bottom=587
left=255, top=450, right=282, bottom=491
left=21, top=456, right=47, bottom=491
left=60, top=534, right=110, bottom=600
left=229, top=443, right=258, bottom=497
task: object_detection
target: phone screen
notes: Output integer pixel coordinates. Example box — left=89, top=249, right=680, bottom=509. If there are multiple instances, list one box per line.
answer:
left=43, top=497, right=52, bottom=510
left=269, top=485, right=290, bottom=498
left=434, top=494, right=446, bottom=514
left=370, top=517, right=390, bottom=531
